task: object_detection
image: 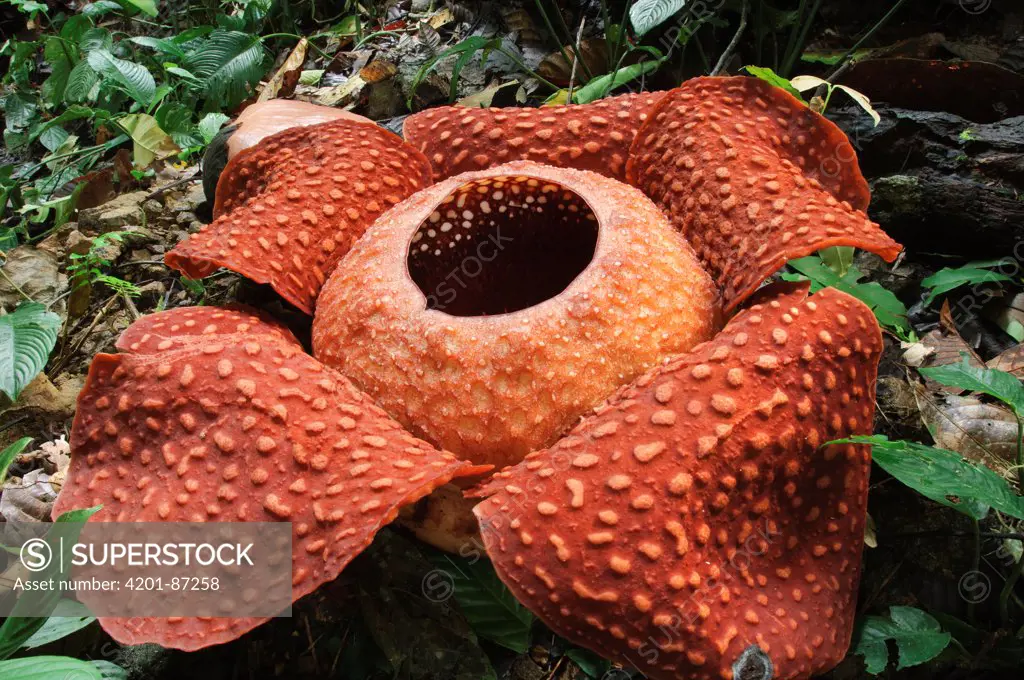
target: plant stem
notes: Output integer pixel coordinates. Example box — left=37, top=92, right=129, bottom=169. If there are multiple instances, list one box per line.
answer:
left=969, top=519, right=981, bottom=622
left=533, top=0, right=578, bottom=82
left=781, top=0, right=808, bottom=77
left=781, top=0, right=823, bottom=77
left=1016, top=416, right=1023, bottom=490
left=1000, top=553, right=1024, bottom=624
left=825, top=0, right=911, bottom=81
left=548, top=0, right=596, bottom=81
left=710, top=0, right=749, bottom=76
left=0, top=267, right=34, bottom=303
left=497, top=48, right=560, bottom=93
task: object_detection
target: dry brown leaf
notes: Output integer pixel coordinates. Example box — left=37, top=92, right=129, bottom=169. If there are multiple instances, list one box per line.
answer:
left=258, top=37, right=308, bottom=102
left=313, top=73, right=367, bottom=107
left=988, top=344, right=1024, bottom=377
left=360, top=60, right=398, bottom=84
left=428, top=7, right=455, bottom=29
left=537, top=39, right=609, bottom=85
left=915, top=382, right=1017, bottom=476
left=903, top=302, right=983, bottom=394
left=456, top=80, right=520, bottom=108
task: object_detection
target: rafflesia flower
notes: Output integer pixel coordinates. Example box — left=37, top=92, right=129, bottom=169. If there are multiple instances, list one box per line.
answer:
left=56, top=76, right=902, bottom=680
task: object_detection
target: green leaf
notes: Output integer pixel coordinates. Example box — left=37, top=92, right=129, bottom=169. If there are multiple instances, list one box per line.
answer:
left=0, top=656, right=103, bottom=680
left=184, top=30, right=269, bottom=109
left=819, top=246, right=854, bottom=277
left=426, top=552, right=533, bottom=653
left=198, top=112, right=230, bottom=143
left=0, top=302, right=61, bottom=401
left=836, top=435, right=1024, bottom=521
left=408, top=36, right=502, bottom=107
left=629, top=0, right=687, bottom=37
left=79, top=27, right=113, bottom=54
left=572, top=59, right=662, bottom=104
left=117, top=113, right=181, bottom=167
left=742, top=65, right=804, bottom=101
left=0, top=437, right=31, bottom=486
left=920, top=260, right=1013, bottom=306
left=81, top=1, right=124, bottom=18
left=130, top=35, right=186, bottom=59
left=920, top=357, right=1024, bottom=418
left=20, top=600, right=95, bottom=649
left=92, top=660, right=129, bottom=680
left=0, top=507, right=100, bottom=659
left=87, top=49, right=155, bottom=106
left=785, top=256, right=912, bottom=339
left=121, top=0, right=158, bottom=17
left=64, top=60, right=100, bottom=102
left=851, top=606, right=951, bottom=674
left=565, top=647, right=611, bottom=678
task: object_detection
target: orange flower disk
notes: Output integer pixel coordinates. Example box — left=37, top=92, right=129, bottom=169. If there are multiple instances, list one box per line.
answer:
left=312, top=161, right=718, bottom=470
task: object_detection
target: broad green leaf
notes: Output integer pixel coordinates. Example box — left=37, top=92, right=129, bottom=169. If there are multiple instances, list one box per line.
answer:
left=837, top=435, right=1024, bottom=520
left=426, top=552, right=533, bottom=653
left=20, top=600, right=95, bottom=649
left=87, top=49, right=155, bottom=106
left=92, top=660, right=129, bottom=680
left=851, top=606, right=951, bottom=674
left=743, top=65, right=804, bottom=101
left=121, top=0, right=158, bottom=17
left=629, top=0, right=687, bottom=37
left=184, top=30, right=268, bottom=109
left=0, top=506, right=100, bottom=659
left=920, top=357, right=1024, bottom=418
left=819, top=246, right=854, bottom=277
left=130, top=35, right=186, bottom=59
left=79, top=27, right=113, bottom=54
left=64, top=60, right=100, bottom=102
left=0, top=302, right=61, bottom=401
left=198, top=112, right=230, bottom=143
left=117, top=113, right=180, bottom=167
left=0, top=656, right=103, bottom=680
left=920, top=260, right=1013, bottom=306
left=572, top=60, right=662, bottom=104
left=1, top=93, right=38, bottom=131
left=81, top=1, right=124, bottom=17
left=299, top=69, right=324, bottom=85
left=0, top=437, right=31, bottom=485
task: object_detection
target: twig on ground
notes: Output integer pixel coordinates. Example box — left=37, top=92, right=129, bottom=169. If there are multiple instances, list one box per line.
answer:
left=710, top=0, right=749, bottom=76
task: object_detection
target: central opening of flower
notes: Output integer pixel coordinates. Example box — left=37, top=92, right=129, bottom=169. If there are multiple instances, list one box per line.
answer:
left=407, top=176, right=599, bottom=316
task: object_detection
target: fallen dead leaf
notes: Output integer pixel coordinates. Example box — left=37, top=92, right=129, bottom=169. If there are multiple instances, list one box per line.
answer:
left=915, top=382, right=1017, bottom=476
left=988, top=344, right=1024, bottom=377
left=537, top=39, right=609, bottom=85
left=360, top=59, right=398, bottom=84
left=457, top=80, right=520, bottom=108
left=259, top=37, right=309, bottom=102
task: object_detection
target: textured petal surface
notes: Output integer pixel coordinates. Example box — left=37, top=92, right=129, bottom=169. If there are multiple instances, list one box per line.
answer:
left=313, top=161, right=718, bottom=471
left=403, top=92, right=665, bottom=182
left=54, top=308, right=485, bottom=650
left=628, top=76, right=902, bottom=312
left=165, top=119, right=432, bottom=314
left=116, top=304, right=300, bottom=354
left=470, top=284, right=881, bottom=680
left=226, top=100, right=373, bottom=160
